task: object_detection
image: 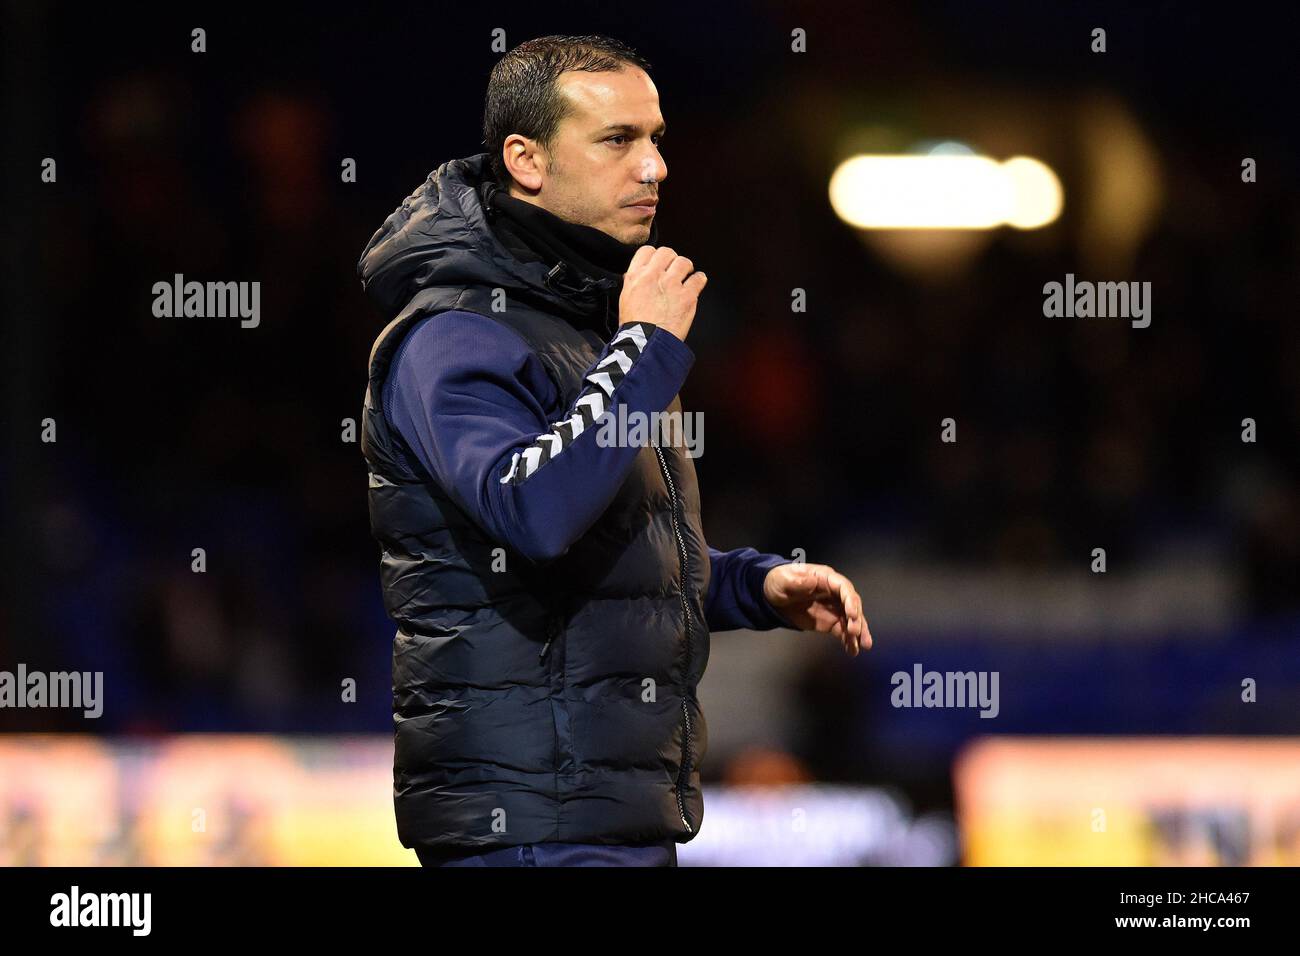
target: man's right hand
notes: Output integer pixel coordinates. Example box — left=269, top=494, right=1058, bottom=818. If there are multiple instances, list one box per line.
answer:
left=618, top=245, right=707, bottom=343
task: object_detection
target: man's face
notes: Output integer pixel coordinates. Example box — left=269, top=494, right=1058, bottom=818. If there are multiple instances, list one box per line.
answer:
left=507, top=66, right=667, bottom=245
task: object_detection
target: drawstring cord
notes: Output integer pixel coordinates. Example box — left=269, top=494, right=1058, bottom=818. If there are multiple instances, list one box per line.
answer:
left=544, top=262, right=619, bottom=337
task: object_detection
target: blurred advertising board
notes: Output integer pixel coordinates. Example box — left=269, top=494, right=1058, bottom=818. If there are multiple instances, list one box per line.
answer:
left=955, top=737, right=1300, bottom=865
left=0, top=735, right=411, bottom=866
left=0, top=735, right=951, bottom=866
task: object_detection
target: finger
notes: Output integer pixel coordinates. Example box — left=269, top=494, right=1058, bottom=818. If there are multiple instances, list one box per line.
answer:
left=809, top=568, right=835, bottom=599
left=820, top=568, right=868, bottom=651
left=850, top=592, right=872, bottom=649
left=665, top=256, right=695, bottom=282
left=839, top=618, right=858, bottom=657
left=684, top=271, right=708, bottom=296
left=650, top=246, right=678, bottom=271
left=629, top=245, right=656, bottom=271
left=824, top=570, right=861, bottom=634
left=842, top=583, right=863, bottom=640
left=819, top=568, right=851, bottom=614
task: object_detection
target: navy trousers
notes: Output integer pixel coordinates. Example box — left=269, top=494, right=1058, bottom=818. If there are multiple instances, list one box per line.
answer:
left=416, top=839, right=678, bottom=867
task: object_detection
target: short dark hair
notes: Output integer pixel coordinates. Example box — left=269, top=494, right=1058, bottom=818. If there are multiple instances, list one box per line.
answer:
left=483, top=35, right=653, bottom=188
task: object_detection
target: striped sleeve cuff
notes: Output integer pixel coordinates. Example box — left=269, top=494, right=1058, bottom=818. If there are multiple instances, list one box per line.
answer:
left=500, top=322, right=657, bottom=486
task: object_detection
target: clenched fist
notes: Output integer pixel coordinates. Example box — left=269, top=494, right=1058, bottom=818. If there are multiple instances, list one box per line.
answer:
left=618, top=245, right=707, bottom=343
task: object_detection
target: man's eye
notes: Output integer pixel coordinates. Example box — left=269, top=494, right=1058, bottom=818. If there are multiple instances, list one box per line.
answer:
left=605, top=134, right=663, bottom=147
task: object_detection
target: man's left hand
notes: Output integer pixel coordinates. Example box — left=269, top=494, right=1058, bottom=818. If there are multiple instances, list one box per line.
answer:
left=763, top=563, right=872, bottom=657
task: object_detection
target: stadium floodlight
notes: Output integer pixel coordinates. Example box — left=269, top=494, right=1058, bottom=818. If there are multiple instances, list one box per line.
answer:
left=830, top=153, right=1063, bottom=230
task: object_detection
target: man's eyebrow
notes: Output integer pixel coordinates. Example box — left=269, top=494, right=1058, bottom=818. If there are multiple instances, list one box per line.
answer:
left=596, top=122, right=667, bottom=136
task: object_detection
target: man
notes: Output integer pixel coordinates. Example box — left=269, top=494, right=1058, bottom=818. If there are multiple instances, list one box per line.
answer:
left=357, top=34, right=870, bottom=868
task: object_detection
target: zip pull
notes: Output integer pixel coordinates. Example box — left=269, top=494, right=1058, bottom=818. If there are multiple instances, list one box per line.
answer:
left=544, top=262, right=569, bottom=293
left=539, top=615, right=560, bottom=663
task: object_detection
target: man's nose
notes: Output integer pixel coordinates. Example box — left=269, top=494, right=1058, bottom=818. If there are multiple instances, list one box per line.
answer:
left=636, top=151, right=667, bottom=185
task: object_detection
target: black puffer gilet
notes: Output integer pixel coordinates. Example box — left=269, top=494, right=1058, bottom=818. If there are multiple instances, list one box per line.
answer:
left=357, top=153, right=711, bottom=851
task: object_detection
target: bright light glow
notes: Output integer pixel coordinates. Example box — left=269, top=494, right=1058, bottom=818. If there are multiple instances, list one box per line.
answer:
left=829, top=154, right=1063, bottom=230
left=924, top=140, right=975, bottom=157
left=1002, top=156, right=1064, bottom=229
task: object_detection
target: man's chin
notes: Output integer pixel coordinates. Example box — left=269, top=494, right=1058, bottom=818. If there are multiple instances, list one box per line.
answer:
left=619, top=224, right=653, bottom=247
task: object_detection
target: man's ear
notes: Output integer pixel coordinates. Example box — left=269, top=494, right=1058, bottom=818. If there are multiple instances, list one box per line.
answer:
left=503, top=134, right=545, bottom=192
